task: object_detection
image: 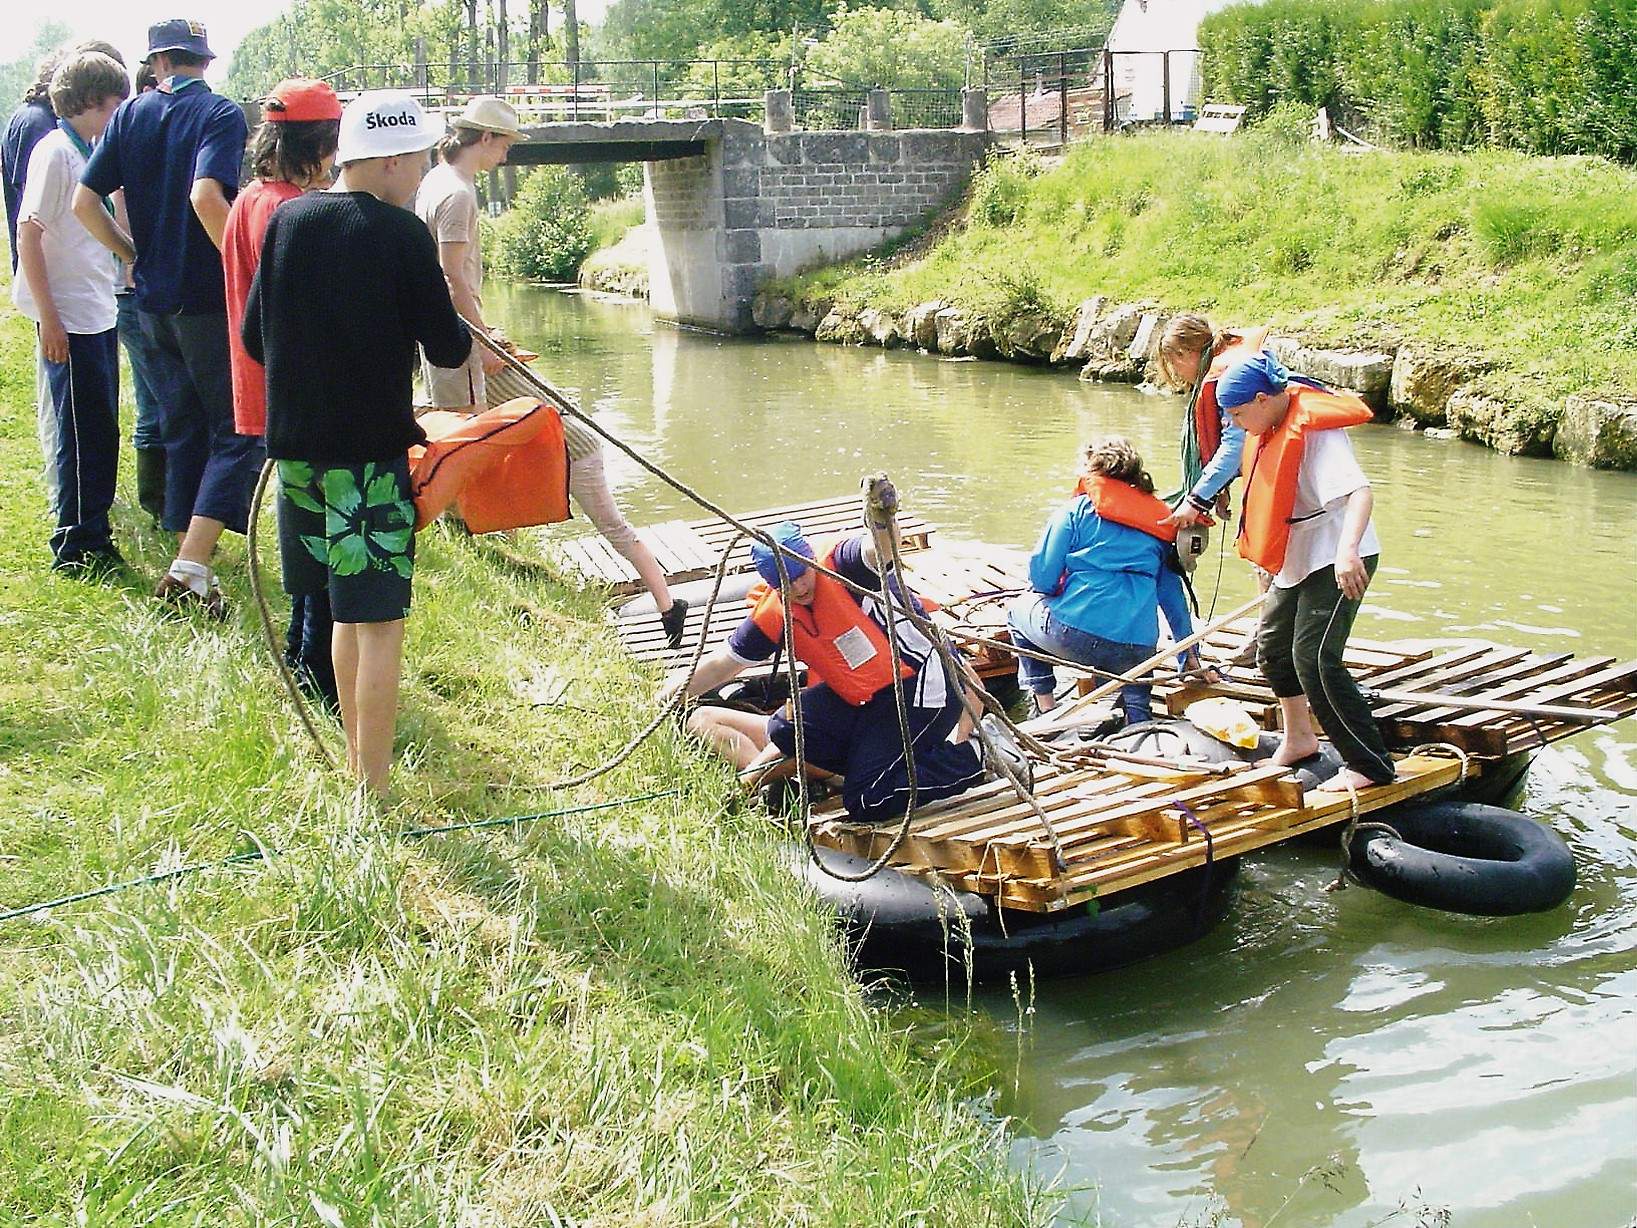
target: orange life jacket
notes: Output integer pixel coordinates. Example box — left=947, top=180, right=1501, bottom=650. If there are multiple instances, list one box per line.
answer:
left=1073, top=474, right=1180, bottom=542
left=1236, top=383, right=1373, bottom=574
left=745, top=542, right=915, bottom=706
left=1194, top=325, right=1270, bottom=463
left=409, top=397, right=570, bottom=534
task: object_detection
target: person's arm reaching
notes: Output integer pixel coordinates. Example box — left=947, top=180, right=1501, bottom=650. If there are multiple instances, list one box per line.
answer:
left=1027, top=503, right=1075, bottom=595
left=438, top=237, right=505, bottom=375
left=1161, top=421, right=1246, bottom=527
left=404, top=221, right=474, bottom=370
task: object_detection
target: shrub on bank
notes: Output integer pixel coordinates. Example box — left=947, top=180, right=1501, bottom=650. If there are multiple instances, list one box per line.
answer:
left=1201, top=0, right=1637, bottom=161
left=490, top=166, right=595, bottom=282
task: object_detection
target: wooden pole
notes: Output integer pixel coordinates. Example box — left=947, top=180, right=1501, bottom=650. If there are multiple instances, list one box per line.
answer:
left=1037, top=591, right=1269, bottom=729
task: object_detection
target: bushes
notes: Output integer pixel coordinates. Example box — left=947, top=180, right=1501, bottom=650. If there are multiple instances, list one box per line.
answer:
left=1201, top=0, right=1637, bottom=160
left=490, top=168, right=595, bottom=282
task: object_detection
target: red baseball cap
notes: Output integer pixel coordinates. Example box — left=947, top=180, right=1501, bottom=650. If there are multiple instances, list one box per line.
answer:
left=263, top=78, right=342, bottom=122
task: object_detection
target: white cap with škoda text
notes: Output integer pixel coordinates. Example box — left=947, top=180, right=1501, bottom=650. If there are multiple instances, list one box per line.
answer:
left=337, top=90, right=438, bottom=163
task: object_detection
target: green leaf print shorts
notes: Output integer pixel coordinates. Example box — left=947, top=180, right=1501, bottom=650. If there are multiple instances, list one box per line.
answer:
left=276, top=456, right=415, bottom=623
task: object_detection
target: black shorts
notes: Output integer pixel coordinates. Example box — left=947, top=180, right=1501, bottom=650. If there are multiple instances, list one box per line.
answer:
left=276, top=456, right=415, bottom=624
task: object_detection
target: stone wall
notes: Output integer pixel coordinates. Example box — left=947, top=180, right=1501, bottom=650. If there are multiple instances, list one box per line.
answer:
left=645, top=120, right=989, bottom=333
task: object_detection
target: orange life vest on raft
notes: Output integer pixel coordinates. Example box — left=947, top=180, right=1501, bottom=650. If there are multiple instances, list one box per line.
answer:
left=1072, top=474, right=1180, bottom=542
left=408, top=397, right=570, bottom=534
left=745, top=542, right=915, bottom=707
left=1236, top=383, right=1374, bottom=574
left=1194, top=326, right=1270, bottom=463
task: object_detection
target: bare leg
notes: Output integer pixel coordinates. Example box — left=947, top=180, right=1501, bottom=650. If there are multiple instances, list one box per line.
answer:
left=332, top=622, right=361, bottom=776
left=570, top=448, right=673, bottom=612
left=685, top=706, right=773, bottom=770
left=1273, top=694, right=1321, bottom=765
left=333, top=619, right=405, bottom=793
left=175, top=515, right=225, bottom=567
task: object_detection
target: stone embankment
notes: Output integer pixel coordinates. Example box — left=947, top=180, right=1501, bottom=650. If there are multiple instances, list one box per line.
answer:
left=751, top=290, right=1637, bottom=470
left=578, top=222, right=652, bottom=299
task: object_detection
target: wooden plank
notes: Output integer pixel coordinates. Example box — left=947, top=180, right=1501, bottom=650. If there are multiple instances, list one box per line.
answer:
left=1371, top=651, right=1580, bottom=720
left=1444, top=659, right=1637, bottom=727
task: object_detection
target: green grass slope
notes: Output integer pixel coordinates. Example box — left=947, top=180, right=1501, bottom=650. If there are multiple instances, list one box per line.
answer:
left=790, top=128, right=1637, bottom=410
left=0, top=290, right=1047, bottom=1224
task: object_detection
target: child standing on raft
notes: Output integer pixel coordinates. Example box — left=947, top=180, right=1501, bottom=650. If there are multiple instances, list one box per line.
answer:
left=1216, top=351, right=1396, bottom=793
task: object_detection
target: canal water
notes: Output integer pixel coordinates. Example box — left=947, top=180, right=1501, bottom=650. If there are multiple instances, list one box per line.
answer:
left=491, top=284, right=1637, bottom=1228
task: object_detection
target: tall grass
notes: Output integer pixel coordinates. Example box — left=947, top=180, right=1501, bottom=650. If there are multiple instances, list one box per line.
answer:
left=786, top=129, right=1637, bottom=404
left=0, top=288, right=1052, bottom=1222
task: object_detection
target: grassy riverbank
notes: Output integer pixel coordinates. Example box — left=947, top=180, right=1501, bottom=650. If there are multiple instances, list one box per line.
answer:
left=785, top=128, right=1637, bottom=429
left=0, top=292, right=1049, bottom=1221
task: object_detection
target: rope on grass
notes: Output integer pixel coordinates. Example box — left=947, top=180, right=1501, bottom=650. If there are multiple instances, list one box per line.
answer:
left=0, top=790, right=680, bottom=925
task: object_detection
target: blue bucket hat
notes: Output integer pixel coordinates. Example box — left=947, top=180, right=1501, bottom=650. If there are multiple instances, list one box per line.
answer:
left=146, top=18, right=217, bottom=61
left=1215, top=350, right=1289, bottom=411
left=750, top=521, right=814, bottom=587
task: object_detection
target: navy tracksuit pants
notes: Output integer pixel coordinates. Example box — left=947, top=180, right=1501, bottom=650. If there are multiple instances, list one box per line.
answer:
left=42, top=327, right=120, bottom=565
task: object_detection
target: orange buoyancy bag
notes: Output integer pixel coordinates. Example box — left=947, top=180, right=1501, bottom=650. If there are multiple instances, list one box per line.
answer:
left=409, top=397, right=570, bottom=534
left=1236, top=383, right=1374, bottom=574
left=1073, top=474, right=1184, bottom=542
left=1194, top=325, right=1271, bottom=463
left=745, top=545, right=914, bottom=706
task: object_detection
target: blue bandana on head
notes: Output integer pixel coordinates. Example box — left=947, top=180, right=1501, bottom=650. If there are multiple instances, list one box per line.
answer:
left=1215, top=350, right=1290, bottom=411
left=750, top=521, right=814, bottom=587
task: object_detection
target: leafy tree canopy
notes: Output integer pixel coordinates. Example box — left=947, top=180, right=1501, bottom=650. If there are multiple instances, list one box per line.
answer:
left=1, top=20, right=75, bottom=111
left=806, top=6, right=968, bottom=89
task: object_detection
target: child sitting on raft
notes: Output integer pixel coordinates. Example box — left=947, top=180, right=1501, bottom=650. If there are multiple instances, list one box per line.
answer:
left=1008, top=437, right=1207, bottom=723
left=1217, top=351, right=1397, bottom=793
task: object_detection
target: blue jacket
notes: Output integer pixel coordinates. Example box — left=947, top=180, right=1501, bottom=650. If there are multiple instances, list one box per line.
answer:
left=1027, top=495, right=1194, bottom=650
left=1190, top=418, right=1247, bottom=506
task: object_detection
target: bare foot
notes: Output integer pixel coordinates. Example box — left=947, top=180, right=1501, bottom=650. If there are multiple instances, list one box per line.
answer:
left=1271, top=737, right=1321, bottom=767
left=1314, top=767, right=1390, bottom=793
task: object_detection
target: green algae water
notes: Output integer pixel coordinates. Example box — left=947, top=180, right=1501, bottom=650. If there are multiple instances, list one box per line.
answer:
left=492, top=284, right=1637, bottom=1228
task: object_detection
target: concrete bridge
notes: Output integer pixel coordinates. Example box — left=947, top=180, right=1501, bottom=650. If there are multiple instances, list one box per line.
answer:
left=509, top=107, right=992, bottom=333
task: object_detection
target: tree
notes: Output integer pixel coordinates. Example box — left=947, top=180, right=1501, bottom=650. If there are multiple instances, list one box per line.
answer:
left=225, top=0, right=465, bottom=98
left=0, top=20, right=73, bottom=110
left=590, top=0, right=840, bottom=65
left=927, top=0, right=1117, bottom=50
left=806, top=6, right=967, bottom=90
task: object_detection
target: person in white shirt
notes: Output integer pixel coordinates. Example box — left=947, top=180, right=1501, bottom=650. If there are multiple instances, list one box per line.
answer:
left=1219, top=351, right=1397, bottom=793
left=12, top=51, right=130, bottom=573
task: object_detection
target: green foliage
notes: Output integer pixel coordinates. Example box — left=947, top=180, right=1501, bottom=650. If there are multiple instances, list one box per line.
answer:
left=783, top=130, right=1637, bottom=404
left=805, top=6, right=968, bottom=90
left=0, top=20, right=72, bottom=110
left=592, top=0, right=838, bottom=64
left=1248, top=99, right=1317, bottom=149
left=225, top=0, right=463, bottom=98
left=969, top=147, right=1043, bottom=226
left=492, top=167, right=594, bottom=282
left=926, top=0, right=1118, bottom=48
left=1201, top=0, right=1637, bottom=160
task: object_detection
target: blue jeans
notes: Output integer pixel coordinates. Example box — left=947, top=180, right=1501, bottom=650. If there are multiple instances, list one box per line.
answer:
left=1008, top=594, right=1155, bottom=726
left=116, top=291, right=164, bottom=449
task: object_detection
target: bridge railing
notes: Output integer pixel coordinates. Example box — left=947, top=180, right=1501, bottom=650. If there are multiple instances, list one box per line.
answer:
left=320, top=59, right=794, bottom=122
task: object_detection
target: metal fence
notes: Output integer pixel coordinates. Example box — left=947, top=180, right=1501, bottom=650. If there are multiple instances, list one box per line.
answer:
left=978, top=46, right=1202, bottom=144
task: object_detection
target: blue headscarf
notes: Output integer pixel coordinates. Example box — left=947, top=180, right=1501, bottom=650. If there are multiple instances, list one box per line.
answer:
left=750, top=521, right=814, bottom=586
left=1215, top=350, right=1290, bottom=411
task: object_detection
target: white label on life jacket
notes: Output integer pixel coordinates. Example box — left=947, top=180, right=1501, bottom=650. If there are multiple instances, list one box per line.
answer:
left=833, top=626, right=879, bottom=671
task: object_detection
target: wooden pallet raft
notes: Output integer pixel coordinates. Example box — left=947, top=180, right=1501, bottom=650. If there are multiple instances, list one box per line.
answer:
left=612, top=540, right=1010, bottom=674
left=810, top=751, right=1465, bottom=913
left=548, top=493, right=935, bottom=596
left=1159, top=636, right=1637, bottom=757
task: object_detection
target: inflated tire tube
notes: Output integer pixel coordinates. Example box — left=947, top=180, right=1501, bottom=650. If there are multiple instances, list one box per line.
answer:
left=1348, top=801, right=1576, bottom=916
left=791, top=844, right=1241, bottom=984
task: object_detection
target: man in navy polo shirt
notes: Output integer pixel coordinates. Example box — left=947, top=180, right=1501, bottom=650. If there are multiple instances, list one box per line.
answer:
left=74, top=18, right=254, bottom=618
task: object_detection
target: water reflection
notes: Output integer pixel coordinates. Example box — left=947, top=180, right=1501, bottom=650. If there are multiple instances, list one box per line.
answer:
left=491, top=283, right=1637, bottom=1228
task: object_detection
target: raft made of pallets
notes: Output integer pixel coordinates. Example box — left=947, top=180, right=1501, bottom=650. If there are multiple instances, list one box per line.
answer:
left=550, top=494, right=935, bottom=596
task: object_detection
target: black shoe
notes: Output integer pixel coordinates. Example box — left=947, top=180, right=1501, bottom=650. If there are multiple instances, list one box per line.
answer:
left=52, top=546, right=127, bottom=581
left=660, top=597, right=690, bottom=650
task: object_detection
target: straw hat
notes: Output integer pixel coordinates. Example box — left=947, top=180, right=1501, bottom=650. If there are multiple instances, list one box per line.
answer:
left=451, top=95, right=525, bottom=137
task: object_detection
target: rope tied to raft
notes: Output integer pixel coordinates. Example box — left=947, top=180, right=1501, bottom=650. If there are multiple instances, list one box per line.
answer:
left=1174, top=801, right=1219, bottom=933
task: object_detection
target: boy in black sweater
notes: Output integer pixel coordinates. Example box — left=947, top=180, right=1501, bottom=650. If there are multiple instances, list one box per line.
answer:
left=242, top=91, right=471, bottom=794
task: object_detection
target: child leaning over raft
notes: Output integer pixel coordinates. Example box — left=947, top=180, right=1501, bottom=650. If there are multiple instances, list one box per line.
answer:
left=1218, top=351, right=1397, bottom=793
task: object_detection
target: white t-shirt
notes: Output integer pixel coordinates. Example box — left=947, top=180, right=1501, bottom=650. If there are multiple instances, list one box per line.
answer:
left=11, top=129, right=118, bottom=335
left=1271, top=427, right=1381, bottom=589
left=414, top=162, right=482, bottom=303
